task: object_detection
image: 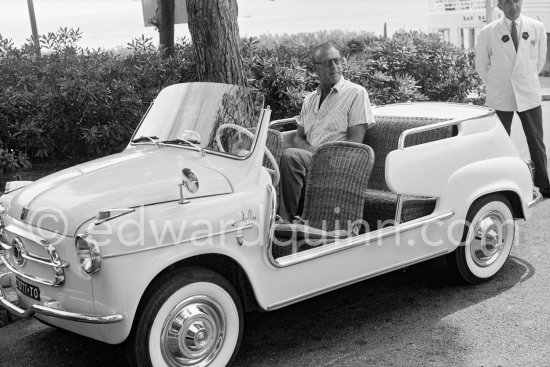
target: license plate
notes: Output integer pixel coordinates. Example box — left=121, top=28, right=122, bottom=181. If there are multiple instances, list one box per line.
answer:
left=15, top=276, right=40, bottom=301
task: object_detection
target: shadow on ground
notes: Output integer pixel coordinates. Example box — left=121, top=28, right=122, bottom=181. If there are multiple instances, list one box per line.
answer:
left=235, top=254, right=533, bottom=366
left=0, top=253, right=533, bottom=367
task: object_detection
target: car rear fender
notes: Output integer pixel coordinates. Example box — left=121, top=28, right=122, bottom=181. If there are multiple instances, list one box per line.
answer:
left=385, top=115, right=518, bottom=197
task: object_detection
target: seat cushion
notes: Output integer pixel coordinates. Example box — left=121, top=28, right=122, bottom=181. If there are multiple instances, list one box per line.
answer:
left=363, top=189, right=437, bottom=231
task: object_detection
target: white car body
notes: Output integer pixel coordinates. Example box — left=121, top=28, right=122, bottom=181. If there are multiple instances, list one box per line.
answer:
left=0, top=83, right=542, bottom=366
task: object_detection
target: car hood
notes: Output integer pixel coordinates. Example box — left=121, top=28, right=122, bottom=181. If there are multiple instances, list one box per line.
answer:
left=8, top=148, right=232, bottom=236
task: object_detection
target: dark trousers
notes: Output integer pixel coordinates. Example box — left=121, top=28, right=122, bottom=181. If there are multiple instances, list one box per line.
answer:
left=496, top=106, right=550, bottom=191
left=278, top=148, right=313, bottom=221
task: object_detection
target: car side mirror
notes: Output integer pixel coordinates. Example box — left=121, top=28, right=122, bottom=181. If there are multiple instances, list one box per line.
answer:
left=179, top=168, right=199, bottom=204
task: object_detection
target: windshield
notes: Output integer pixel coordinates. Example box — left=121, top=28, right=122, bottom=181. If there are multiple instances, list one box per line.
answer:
left=132, top=82, right=265, bottom=158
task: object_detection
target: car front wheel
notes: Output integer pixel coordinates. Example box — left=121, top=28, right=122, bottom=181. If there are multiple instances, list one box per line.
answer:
left=448, top=194, right=515, bottom=284
left=127, top=267, right=243, bottom=367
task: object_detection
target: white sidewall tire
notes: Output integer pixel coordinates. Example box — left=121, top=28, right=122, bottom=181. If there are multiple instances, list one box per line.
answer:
left=463, top=199, right=514, bottom=280
left=148, top=280, right=241, bottom=367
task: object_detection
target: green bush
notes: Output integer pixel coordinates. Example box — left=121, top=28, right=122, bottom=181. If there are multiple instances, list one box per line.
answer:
left=0, top=28, right=483, bottom=170
left=0, top=147, right=31, bottom=177
left=246, top=30, right=483, bottom=118
left=0, top=29, right=196, bottom=169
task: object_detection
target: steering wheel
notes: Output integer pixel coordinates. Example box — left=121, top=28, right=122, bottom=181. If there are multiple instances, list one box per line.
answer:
left=215, top=123, right=280, bottom=186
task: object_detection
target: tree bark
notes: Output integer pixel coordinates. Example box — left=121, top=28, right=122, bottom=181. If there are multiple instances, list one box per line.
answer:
left=186, top=0, right=247, bottom=86
left=157, top=0, right=175, bottom=58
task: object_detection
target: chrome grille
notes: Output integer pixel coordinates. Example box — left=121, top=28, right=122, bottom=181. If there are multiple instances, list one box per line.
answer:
left=0, top=225, right=69, bottom=287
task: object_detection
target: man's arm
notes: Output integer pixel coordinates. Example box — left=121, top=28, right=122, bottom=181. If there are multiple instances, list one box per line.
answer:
left=537, top=24, right=547, bottom=75
left=475, top=28, right=490, bottom=84
left=293, top=125, right=315, bottom=152
left=346, top=88, right=374, bottom=143
left=347, top=124, right=368, bottom=143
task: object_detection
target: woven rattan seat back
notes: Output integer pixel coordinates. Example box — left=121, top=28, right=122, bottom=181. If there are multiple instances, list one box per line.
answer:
left=363, top=117, right=451, bottom=191
left=263, top=129, right=283, bottom=171
left=301, top=141, right=375, bottom=232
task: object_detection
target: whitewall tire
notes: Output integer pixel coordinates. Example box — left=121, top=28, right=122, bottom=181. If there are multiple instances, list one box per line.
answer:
left=127, top=267, right=243, bottom=367
left=448, top=194, right=515, bottom=284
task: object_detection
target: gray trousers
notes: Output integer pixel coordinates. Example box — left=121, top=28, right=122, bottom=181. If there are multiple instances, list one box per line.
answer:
left=278, top=148, right=313, bottom=221
left=496, top=106, right=550, bottom=192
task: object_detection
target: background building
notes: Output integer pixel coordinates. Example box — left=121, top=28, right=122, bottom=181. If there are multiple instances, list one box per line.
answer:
left=428, top=0, right=550, bottom=58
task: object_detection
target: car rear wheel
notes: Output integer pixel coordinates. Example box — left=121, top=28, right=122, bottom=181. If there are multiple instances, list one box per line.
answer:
left=126, top=267, right=243, bottom=367
left=447, top=194, right=515, bottom=284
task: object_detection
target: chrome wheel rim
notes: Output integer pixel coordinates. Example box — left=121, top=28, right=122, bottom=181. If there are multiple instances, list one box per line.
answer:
left=160, top=295, right=226, bottom=367
left=470, top=211, right=508, bottom=267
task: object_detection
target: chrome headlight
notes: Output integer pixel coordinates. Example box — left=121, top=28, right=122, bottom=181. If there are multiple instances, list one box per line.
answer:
left=75, top=234, right=101, bottom=275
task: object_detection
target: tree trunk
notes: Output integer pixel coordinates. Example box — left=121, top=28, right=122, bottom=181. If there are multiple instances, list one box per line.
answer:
left=157, top=0, right=175, bottom=58
left=186, top=0, right=246, bottom=86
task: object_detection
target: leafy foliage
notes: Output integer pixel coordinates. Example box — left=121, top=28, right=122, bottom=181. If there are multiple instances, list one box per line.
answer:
left=0, top=29, right=196, bottom=170
left=0, top=147, right=31, bottom=177
left=0, top=28, right=484, bottom=172
left=247, top=30, right=484, bottom=117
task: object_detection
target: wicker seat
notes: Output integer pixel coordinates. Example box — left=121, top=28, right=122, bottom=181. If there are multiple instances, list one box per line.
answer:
left=263, top=129, right=283, bottom=175
left=362, top=116, right=453, bottom=231
left=363, top=189, right=438, bottom=230
left=262, top=129, right=283, bottom=217
left=273, top=141, right=375, bottom=258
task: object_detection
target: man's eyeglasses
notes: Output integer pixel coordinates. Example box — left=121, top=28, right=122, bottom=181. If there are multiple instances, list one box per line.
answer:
left=313, top=57, right=343, bottom=67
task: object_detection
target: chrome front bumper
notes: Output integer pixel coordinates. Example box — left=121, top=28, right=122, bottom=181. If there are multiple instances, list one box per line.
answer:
left=528, top=190, right=543, bottom=208
left=0, top=272, right=123, bottom=324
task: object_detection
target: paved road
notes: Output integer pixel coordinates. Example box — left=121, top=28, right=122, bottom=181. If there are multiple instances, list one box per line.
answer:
left=1, top=103, right=550, bottom=366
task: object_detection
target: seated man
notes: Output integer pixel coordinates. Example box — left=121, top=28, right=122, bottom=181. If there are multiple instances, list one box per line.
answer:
left=278, top=42, right=376, bottom=221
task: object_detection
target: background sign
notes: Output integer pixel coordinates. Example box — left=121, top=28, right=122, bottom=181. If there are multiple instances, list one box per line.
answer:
left=141, top=0, right=188, bottom=27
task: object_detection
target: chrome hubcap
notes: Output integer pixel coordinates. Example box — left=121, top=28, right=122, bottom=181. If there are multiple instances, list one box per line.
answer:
left=161, top=296, right=225, bottom=367
left=471, top=211, right=508, bottom=267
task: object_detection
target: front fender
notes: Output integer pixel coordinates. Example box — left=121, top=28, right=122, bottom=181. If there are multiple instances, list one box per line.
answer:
left=84, top=189, right=269, bottom=343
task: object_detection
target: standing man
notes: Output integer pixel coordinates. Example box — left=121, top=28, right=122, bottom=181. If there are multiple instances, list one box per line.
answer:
left=475, top=0, right=550, bottom=198
left=278, top=42, right=375, bottom=221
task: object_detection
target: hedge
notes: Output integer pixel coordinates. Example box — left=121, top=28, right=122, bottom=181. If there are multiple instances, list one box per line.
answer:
left=0, top=28, right=484, bottom=173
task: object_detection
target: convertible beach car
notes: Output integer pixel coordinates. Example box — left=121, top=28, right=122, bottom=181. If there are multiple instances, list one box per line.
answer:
left=0, top=82, right=543, bottom=367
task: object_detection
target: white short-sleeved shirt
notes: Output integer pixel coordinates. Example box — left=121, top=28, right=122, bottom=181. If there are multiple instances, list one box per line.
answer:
left=296, top=77, right=375, bottom=148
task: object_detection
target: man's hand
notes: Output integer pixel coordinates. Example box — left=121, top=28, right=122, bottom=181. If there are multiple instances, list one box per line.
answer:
left=293, top=125, right=315, bottom=152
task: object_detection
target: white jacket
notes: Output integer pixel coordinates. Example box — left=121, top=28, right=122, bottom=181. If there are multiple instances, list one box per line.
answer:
left=475, top=15, right=547, bottom=112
